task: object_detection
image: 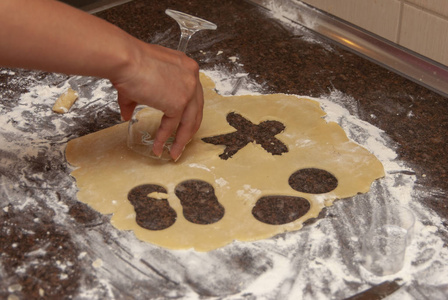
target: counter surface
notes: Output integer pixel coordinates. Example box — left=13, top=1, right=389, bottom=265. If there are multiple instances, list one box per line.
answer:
left=1, top=0, right=447, bottom=299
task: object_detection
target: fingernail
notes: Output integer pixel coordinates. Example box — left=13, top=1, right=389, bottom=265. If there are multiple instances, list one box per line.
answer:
left=173, top=146, right=186, bottom=162
left=151, top=150, right=161, bottom=158
left=151, top=142, right=162, bottom=158
left=150, top=148, right=161, bottom=159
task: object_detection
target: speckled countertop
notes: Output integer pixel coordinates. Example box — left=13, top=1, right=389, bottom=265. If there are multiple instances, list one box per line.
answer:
left=1, top=0, right=447, bottom=299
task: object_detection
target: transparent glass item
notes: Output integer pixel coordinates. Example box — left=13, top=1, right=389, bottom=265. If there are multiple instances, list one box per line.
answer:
left=361, top=205, right=415, bottom=276
left=165, top=9, right=217, bottom=52
left=127, top=105, right=173, bottom=160
left=127, top=9, right=217, bottom=160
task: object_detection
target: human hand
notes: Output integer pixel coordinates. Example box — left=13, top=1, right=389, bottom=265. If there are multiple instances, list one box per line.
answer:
left=112, top=41, right=204, bottom=161
left=0, top=0, right=203, bottom=162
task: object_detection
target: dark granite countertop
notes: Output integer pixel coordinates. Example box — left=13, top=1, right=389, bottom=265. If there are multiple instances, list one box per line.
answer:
left=1, top=0, right=447, bottom=299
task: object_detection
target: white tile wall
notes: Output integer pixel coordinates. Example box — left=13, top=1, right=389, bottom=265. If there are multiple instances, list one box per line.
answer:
left=296, top=0, right=401, bottom=41
left=405, top=0, right=448, bottom=18
left=301, top=0, right=448, bottom=66
left=400, top=3, right=448, bottom=64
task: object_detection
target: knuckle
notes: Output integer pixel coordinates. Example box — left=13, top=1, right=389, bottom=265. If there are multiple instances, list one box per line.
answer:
left=178, top=53, right=199, bottom=73
left=185, top=77, right=197, bottom=93
left=167, top=100, right=186, bottom=117
left=188, top=59, right=200, bottom=73
left=178, top=95, right=190, bottom=109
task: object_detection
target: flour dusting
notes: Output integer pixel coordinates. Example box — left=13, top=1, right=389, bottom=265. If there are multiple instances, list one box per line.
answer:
left=260, top=0, right=335, bottom=51
left=201, top=69, right=448, bottom=299
left=1, top=64, right=447, bottom=299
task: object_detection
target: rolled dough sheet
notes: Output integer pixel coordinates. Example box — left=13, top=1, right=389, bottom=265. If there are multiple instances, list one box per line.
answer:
left=65, top=73, right=384, bottom=251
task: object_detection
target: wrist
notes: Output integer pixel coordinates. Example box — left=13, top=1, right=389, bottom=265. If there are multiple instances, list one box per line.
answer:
left=107, top=33, right=143, bottom=86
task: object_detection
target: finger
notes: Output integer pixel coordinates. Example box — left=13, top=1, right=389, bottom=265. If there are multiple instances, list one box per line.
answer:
left=152, top=114, right=180, bottom=157
left=193, top=80, right=204, bottom=133
left=117, top=93, right=137, bottom=121
left=170, top=86, right=203, bottom=161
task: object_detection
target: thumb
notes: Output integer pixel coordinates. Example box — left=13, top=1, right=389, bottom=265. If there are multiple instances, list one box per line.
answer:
left=117, top=93, right=137, bottom=121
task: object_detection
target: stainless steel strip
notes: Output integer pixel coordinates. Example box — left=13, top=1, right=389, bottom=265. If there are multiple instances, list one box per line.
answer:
left=248, top=0, right=448, bottom=98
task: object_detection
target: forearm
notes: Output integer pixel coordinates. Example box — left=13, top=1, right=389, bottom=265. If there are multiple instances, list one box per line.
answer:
left=0, top=0, right=137, bottom=81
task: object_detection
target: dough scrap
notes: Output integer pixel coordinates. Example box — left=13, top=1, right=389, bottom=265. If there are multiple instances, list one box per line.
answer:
left=66, top=73, right=384, bottom=251
left=53, top=88, right=78, bottom=114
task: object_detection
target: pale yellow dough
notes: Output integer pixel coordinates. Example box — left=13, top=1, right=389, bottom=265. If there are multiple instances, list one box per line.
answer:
left=66, top=73, right=384, bottom=251
left=53, top=88, right=78, bottom=114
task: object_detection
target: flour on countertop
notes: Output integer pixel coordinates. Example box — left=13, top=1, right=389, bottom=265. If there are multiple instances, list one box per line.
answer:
left=1, top=66, right=447, bottom=299
left=261, top=1, right=336, bottom=52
